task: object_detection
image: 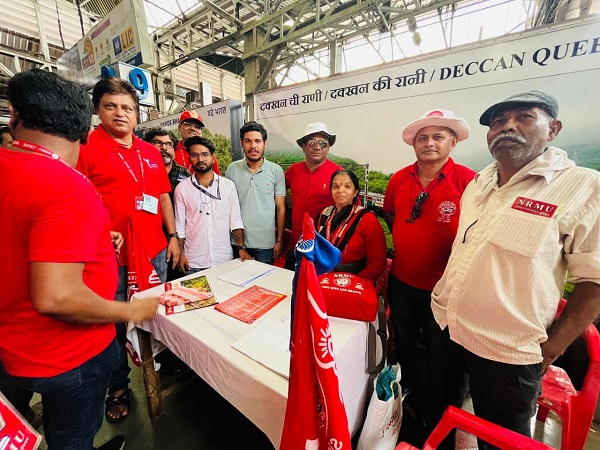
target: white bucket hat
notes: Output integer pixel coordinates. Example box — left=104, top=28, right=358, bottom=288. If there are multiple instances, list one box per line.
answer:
left=402, top=109, right=470, bottom=146
left=296, top=122, right=336, bottom=147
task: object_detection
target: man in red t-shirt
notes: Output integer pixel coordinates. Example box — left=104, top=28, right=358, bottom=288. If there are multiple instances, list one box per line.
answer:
left=285, top=122, right=342, bottom=269
left=0, top=69, right=157, bottom=450
left=175, top=110, right=220, bottom=174
left=383, top=109, right=475, bottom=401
left=78, top=77, right=180, bottom=424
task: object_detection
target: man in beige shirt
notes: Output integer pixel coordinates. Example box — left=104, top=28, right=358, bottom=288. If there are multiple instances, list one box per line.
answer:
left=429, top=91, right=600, bottom=449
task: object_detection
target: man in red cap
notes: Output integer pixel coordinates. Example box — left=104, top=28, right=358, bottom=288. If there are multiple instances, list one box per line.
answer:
left=175, top=110, right=220, bottom=174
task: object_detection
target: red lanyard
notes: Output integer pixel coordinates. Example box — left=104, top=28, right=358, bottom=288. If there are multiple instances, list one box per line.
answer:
left=12, top=139, right=101, bottom=200
left=116, top=147, right=145, bottom=191
left=324, top=204, right=359, bottom=247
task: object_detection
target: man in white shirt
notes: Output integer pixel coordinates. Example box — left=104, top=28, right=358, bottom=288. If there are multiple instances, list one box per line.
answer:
left=428, top=90, right=600, bottom=449
left=175, top=136, right=250, bottom=273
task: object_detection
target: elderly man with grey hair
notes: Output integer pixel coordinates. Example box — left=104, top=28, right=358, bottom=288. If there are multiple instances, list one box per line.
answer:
left=428, top=90, right=600, bottom=449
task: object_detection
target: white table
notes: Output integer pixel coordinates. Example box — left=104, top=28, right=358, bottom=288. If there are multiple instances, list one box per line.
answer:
left=133, top=259, right=370, bottom=449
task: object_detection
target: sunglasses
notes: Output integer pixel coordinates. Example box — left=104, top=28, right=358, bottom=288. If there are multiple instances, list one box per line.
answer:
left=306, top=139, right=329, bottom=149
left=406, top=191, right=429, bottom=223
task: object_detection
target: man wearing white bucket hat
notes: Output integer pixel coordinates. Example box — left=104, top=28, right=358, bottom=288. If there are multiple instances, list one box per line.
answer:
left=284, top=122, right=342, bottom=269
left=383, top=109, right=475, bottom=400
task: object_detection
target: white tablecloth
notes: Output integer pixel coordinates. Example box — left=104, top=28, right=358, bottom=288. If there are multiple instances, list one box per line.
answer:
left=133, top=259, right=370, bottom=449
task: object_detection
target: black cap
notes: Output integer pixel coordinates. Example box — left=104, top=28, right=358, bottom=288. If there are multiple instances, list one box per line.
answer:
left=479, top=90, right=559, bottom=126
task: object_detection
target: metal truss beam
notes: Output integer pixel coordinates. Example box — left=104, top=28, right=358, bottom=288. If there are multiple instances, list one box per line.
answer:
left=0, top=48, right=56, bottom=73
left=243, top=0, right=460, bottom=60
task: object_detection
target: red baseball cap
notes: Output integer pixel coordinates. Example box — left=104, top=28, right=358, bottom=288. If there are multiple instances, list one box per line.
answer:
left=179, top=110, right=205, bottom=128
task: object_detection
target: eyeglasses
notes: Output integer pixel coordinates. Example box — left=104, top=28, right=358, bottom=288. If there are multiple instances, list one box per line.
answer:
left=151, top=140, right=174, bottom=149
left=406, top=191, right=429, bottom=223
left=181, top=122, right=203, bottom=130
left=306, top=139, right=329, bottom=149
left=189, top=151, right=213, bottom=160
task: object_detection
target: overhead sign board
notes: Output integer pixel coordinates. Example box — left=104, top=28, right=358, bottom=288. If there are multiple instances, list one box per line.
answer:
left=57, top=0, right=153, bottom=89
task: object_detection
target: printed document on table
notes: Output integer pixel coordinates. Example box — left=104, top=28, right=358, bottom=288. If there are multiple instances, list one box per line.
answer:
left=217, top=260, right=276, bottom=287
left=231, top=316, right=291, bottom=378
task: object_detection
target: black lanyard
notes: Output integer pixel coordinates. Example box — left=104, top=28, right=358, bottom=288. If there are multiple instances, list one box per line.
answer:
left=191, top=175, right=221, bottom=200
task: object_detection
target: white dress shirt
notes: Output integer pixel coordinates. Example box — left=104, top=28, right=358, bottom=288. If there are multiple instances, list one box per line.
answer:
left=174, top=173, right=244, bottom=269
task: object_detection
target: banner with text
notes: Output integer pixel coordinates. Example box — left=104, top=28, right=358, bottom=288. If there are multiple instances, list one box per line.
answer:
left=255, top=17, right=600, bottom=173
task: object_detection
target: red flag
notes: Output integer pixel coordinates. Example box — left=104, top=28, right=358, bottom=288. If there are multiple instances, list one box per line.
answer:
left=280, top=214, right=351, bottom=450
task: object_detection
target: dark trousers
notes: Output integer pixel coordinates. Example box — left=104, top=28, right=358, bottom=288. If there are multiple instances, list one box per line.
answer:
left=427, top=323, right=542, bottom=450
left=387, top=274, right=433, bottom=391
left=426, top=314, right=467, bottom=450
left=284, top=249, right=296, bottom=271
left=109, top=249, right=168, bottom=393
left=0, top=362, right=34, bottom=418
left=14, top=339, right=119, bottom=450
left=465, top=349, right=542, bottom=449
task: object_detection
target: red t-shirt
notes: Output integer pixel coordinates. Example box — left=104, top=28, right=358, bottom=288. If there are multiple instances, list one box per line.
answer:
left=79, top=125, right=171, bottom=265
left=174, top=141, right=220, bottom=175
left=285, top=159, right=342, bottom=247
left=0, top=149, right=117, bottom=377
left=383, top=158, right=475, bottom=290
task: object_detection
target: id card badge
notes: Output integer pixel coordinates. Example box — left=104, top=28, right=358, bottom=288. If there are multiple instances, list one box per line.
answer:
left=142, top=193, right=159, bottom=214
left=135, top=196, right=144, bottom=211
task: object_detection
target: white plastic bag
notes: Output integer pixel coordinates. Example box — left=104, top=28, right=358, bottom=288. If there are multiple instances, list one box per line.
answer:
left=358, top=363, right=402, bottom=450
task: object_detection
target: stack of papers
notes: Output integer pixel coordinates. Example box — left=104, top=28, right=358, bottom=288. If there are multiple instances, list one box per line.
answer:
left=217, top=260, right=276, bottom=287
left=231, top=316, right=291, bottom=378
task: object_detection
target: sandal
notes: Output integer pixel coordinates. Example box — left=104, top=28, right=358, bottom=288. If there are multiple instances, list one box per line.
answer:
left=104, top=389, right=131, bottom=424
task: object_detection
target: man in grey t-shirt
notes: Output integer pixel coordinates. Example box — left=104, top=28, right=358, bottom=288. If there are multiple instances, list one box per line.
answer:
left=225, top=121, right=286, bottom=264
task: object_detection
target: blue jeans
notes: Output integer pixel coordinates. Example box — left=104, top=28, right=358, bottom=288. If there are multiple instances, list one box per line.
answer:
left=248, top=248, right=274, bottom=265
left=14, top=339, right=119, bottom=450
left=233, top=246, right=274, bottom=265
left=109, top=248, right=168, bottom=392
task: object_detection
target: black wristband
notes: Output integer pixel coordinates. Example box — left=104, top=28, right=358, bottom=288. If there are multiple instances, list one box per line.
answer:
left=168, top=232, right=178, bottom=239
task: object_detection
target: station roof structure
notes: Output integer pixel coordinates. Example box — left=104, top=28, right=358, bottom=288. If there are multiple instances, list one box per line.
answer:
left=0, top=0, right=573, bottom=118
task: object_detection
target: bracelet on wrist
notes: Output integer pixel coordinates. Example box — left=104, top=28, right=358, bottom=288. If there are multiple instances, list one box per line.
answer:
left=238, top=245, right=247, bottom=250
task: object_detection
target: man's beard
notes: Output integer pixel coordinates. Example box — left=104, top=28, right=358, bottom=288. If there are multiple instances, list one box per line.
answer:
left=194, top=162, right=213, bottom=173
left=161, top=154, right=173, bottom=165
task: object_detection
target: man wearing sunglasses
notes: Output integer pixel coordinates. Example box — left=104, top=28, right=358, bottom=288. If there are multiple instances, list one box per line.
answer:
left=382, top=110, right=475, bottom=403
left=430, top=91, right=600, bottom=448
left=284, top=122, right=342, bottom=269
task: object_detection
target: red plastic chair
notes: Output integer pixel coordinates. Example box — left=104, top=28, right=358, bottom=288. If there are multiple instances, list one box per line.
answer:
left=395, top=406, right=553, bottom=450
left=536, top=298, right=600, bottom=450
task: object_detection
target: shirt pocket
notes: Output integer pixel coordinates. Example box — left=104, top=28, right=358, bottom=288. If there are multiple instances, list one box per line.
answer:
left=252, top=178, right=275, bottom=196
left=487, top=209, right=555, bottom=257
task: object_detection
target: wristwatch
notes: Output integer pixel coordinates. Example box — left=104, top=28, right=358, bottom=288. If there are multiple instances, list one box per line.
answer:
left=168, top=232, right=179, bottom=239
left=238, top=245, right=247, bottom=250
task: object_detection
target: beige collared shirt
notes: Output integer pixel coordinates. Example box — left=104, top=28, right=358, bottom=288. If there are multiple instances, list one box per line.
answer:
left=432, top=147, right=600, bottom=365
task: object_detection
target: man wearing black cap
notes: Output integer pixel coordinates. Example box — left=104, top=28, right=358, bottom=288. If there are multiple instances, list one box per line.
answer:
left=429, top=90, right=600, bottom=447
left=284, top=122, right=342, bottom=269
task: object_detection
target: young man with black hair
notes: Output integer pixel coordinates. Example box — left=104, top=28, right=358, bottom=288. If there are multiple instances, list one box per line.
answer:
left=225, top=121, right=286, bottom=264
